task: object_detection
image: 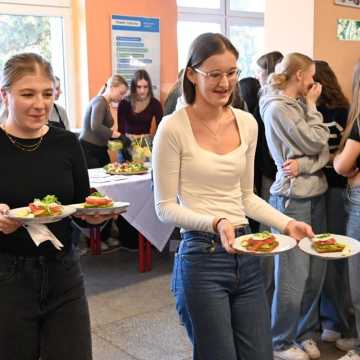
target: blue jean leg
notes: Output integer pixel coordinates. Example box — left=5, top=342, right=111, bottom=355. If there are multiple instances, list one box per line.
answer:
left=270, top=194, right=327, bottom=349
left=345, top=186, right=360, bottom=353
left=320, top=187, right=353, bottom=334
left=172, top=253, right=193, bottom=343
left=177, top=230, right=272, bottom=360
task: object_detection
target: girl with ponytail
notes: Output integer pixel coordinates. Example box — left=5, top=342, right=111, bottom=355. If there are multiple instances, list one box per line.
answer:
left=260, top=52, right=330, bottom=360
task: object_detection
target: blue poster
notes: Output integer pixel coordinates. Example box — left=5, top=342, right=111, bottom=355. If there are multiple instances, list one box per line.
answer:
left=111, top=15, right=160, bottom=97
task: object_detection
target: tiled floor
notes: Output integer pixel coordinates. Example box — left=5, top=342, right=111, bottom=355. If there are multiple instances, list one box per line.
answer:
left=81, top=249, right=347, bottom=360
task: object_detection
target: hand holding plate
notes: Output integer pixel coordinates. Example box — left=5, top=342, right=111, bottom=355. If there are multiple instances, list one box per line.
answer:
left=0, top=203, right=22, bottom=234
left=284, top=220, right=314, bottom=241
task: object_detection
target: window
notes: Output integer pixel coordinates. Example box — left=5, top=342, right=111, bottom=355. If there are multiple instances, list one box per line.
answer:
left=229, top=0, right=265, bottom=13
left=0, top=1, right=75, bottom=126
left=177, top=0, right=264, bottom=77
left=177, top=0, right=221, bottom=9
left=177, top=18, right=223, bottom=70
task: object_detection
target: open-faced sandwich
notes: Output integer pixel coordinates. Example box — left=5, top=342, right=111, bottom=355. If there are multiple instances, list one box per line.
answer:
left=312, top=233, right=346, bottom=253
left=16, top=195, right=63, bottom=218
left=84, top=192, right=113, bottom=208
left=240, top=231, right=279, bottom=253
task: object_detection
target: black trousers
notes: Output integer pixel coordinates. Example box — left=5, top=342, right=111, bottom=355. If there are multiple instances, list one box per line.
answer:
left=0, top=250, right=92, bottom=360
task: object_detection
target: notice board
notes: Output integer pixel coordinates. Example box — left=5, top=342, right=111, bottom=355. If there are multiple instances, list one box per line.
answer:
left=111, top=15, right=161, bottom=98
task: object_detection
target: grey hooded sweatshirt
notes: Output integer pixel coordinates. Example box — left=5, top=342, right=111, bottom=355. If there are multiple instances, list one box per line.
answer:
left=259, top=94, right=330, bottom=198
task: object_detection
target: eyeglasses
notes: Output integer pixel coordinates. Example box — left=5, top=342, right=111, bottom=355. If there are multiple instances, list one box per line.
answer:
left=193, top=67, right=240, bottom=83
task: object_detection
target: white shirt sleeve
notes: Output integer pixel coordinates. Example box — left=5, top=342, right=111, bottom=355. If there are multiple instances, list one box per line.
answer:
left=152, top=116, right=215, bottom=232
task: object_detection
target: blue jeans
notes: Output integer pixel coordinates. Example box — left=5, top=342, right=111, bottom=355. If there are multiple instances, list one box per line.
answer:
left=0, top=249, right=92, bottom=360
left=270, top=194, right=327, bottom=349
left=172, top=229, right=273, bottom=360
left=320, top=187, right=354, bottom=335
left=345, top=186, right=360, bottom=352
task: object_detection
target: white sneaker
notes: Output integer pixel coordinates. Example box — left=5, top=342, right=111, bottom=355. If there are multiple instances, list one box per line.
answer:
left=301, top=339, right=320, bottom=359
left=337, top=338, right=360, bottom=352
left=106, top=237, right=120, bottom=247
left=274, top=346, right=309, bottom=360
left=338, top=350, right=360, bottom=360
left=100, top=241, right=109, bottom=251
left=321, top=329, right=341, bottom=343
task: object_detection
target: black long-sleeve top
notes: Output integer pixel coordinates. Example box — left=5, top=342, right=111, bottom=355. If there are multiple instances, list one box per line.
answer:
left=318, top=105, right=348, bottom=188
left=0, top=127, right=90, bottom=256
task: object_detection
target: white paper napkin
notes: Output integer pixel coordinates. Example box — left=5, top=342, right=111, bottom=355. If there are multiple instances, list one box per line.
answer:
left=24, top=224, right=64, bottom=250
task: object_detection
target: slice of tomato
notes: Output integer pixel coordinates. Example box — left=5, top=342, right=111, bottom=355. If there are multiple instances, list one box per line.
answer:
left=29, top=203, right=46, bottom=216
left=85, top=197, right=113, bottom=206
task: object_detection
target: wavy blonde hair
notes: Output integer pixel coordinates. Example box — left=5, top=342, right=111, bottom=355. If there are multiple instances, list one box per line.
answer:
left=339, top=61, right=360, bottom=150
left=263, top=52, right=313, bottom=95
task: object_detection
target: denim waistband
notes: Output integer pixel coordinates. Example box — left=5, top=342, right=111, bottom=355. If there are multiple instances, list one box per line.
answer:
left=181, top=227, right=247, bottom=243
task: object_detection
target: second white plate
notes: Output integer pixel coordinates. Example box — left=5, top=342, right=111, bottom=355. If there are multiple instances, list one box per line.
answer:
left=72, top=201, right=130, bottom=215
left=298, top=235, right=360, bottom=260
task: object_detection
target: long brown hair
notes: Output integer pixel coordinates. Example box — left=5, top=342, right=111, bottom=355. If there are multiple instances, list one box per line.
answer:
left=182, top=33, right=239, bottom=105
left=256, top=51, right=283, bottom=78
left=340, top=61, right=360, bottom=149
left=129, top=69, right=154, bottom=105
left=314, top=60, right=349, bottom=109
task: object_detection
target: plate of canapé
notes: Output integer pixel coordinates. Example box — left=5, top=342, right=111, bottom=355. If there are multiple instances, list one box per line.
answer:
left=298, top=233, right=360, bottom=260
left=232, top=231, right=297, bottom=256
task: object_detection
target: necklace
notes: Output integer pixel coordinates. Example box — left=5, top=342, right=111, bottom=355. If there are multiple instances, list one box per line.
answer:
left=1, top=126, right=44, bottom=152
left=192, top=110, right=223, bottom=140
left=197, top=118, right=221, bottom=140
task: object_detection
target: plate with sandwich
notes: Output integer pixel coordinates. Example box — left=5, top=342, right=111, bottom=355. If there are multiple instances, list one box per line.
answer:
left=232, top=231, right=297, bottom=256
left=6, top=195, right=75, bottom=224
left=298, top=233, right=360, bottom=259
left=72, top=192, right=129, bottom=215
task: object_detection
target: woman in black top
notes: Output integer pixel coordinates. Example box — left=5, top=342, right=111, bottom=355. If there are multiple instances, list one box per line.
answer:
left=0, top=53, right=117, bottom=360
left=334, top=61, right=360, bottom=359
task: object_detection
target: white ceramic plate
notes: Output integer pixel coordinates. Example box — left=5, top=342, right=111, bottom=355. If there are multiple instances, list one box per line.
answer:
left=298, top=234, right=360, bottom=260
left=6, top=205, right=76, bottom=224
left=232, top=234, right=297, bottom=256
left=72, top=201, right=130, bottom=215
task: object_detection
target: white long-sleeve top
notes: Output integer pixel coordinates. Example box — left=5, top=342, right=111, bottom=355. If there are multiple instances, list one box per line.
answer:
left=152, top=107, right=293, bottom=233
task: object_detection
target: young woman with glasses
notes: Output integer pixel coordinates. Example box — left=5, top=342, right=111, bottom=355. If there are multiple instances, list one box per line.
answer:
left=152, top=33, right=314, bottom=360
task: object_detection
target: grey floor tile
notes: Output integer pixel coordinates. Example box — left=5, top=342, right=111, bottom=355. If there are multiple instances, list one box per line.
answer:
left=93, top=304, right=192, bottom=360
left=92, top=333, right=137, bottom=360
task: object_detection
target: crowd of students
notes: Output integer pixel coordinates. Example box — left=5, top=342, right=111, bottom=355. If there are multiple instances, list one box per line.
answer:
left=0, top=31, right=360, bottom=360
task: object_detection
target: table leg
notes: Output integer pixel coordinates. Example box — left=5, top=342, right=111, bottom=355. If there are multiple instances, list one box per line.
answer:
left=138, top=233, right=145, bottom=272
left=90, top=226, right=102, bottom=255
left=138, top=233, right=152, bottom=272
left=145, top=238, right=152, bottom=271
